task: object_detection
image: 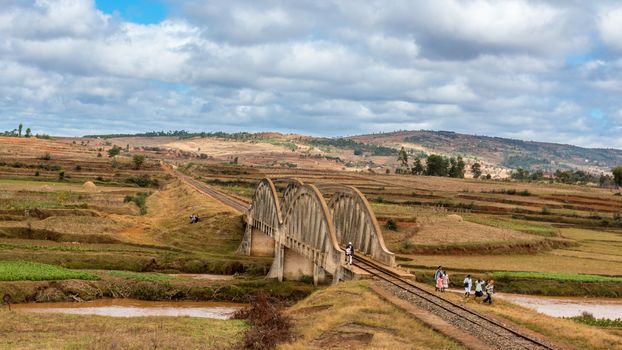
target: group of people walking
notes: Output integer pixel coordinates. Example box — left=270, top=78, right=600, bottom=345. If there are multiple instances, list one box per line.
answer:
left=434, top=266, right=495, bottom=304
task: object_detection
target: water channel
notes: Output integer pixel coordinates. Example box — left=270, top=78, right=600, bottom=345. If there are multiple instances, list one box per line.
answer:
left=496, top=293, right=622, bottom=319
left=12, top=299, right=245, bottom=319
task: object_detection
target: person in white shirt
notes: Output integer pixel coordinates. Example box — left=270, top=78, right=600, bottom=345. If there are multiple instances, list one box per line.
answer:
left=463, top=274, right=473, bottom=298
left=474, top=279, right=485, bottom=300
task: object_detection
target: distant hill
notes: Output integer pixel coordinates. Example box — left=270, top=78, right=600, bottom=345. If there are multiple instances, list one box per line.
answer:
left=81, top=129, right=622, bottom=174
left=351, top=130, right=622, bottom=173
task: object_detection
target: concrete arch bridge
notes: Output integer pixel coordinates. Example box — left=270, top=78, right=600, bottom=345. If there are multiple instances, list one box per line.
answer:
left=238, top=178, right=409, bottom=284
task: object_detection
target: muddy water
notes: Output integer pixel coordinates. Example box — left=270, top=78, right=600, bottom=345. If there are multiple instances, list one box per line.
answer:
left=495, top=293, right=622, bottom=319
left=12, top=299, right=245, bottom=319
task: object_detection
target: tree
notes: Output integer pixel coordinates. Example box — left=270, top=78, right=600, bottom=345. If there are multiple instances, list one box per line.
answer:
left=132, top=154, right=146, bottom=169
left=24, top=128, right=32, bottom=137
left=353, top=149, right=363, bottom=156
left=107, top=145, right=121, bottom=157
left=18, top=124, right=23, bottom=137
left=425, top=154, right=449, bottom=177
left=599, top=173, right=613, bottom=188
left=613, top=166, right=622, bottom=187
left=448, top=156, right=465, bottom=178
left=554, top=169, right=571, bottom=184
left=511, top=167, right=530, bottom=181
left=397, top=147, right=409, bottom=170
left=412, top=157, right=424, bottom=175
left=471, top=162, right=482, bottom=179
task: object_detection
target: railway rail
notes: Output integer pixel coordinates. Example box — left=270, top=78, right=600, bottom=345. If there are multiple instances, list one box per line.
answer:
left=173, top=169, right=250, bottom=213
left=353, top=257, right=558, bottom=350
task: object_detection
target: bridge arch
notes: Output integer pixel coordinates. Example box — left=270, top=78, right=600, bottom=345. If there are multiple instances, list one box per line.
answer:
left=328, top=186, right=395, bottom=266
left=282, top=184, right=344, bottom=274
left=249, top=178, right=282, bottom=237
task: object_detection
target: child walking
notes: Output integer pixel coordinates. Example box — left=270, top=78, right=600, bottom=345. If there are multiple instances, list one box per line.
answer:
left=435, top=273, right=444, bottom=292
left=483, top=280, right=495, bottom=305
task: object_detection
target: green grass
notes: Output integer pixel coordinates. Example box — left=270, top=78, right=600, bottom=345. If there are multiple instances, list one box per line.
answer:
left=568, top=312, right=622, bottom=328
left=213, top=185, right=254, bottom=199
left=0, top=261, right=100, bottom=281
left=492, top=271, right=622, bottom=283
left=107, top=270, right=173, bottom=282
left=464, top=215, right=558, bottom=236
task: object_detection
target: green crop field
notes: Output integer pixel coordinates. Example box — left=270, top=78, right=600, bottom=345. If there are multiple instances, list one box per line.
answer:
left=492, top=271, right=622, bottom=283
left=0, top=261, right=100, bottom=281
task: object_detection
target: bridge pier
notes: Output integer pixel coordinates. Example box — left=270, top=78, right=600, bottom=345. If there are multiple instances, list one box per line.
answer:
left=267, top=243, right=331, bottom=285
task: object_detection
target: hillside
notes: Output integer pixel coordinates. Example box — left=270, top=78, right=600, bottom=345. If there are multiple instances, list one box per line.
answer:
left=352, top=130, right=622, bottom=173
left=79, top=129, right=622, bottom=176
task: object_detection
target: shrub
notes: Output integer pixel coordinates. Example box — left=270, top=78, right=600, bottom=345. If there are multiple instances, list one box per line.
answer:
left=39, top=153, right=52, bottom=160
left=385, top=218, right=398, bottom=231
left=132, top=154, right=146, bottom=169
left=126, top=175, right=159, bottom=188
left=234, top=291, right=292, bottom=349
left=567, top=312, right=622, bottom=328
left=124, top=192, right=150, bottom=215
left=58, top=170, right=65, bottom=181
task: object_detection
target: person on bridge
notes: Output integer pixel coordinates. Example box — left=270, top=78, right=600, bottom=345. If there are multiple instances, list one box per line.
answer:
left=345, top=242, right=354, bottom=265
left=463, top=274, right=473, bottom=298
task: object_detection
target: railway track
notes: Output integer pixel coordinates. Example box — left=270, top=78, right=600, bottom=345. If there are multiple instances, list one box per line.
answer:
left=173, top=169, right=251, bottom=213
left=353, top=257, right=558, bottom=350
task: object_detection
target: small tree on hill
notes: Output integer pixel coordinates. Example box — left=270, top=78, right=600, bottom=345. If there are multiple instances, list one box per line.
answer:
left=471, top=162, right=482, bottom=179
left=397, top=147, right=409, bottom=171
left=613, top=166, right=622, bottom=187
left=108, top=145, right=121, bottom=157
left=426, top=154, right=449, bottom=176
left=133, top=154, right=146, bottom=169
left=412, top=157, right=424, bottom=175
left=448, top=156, right=465, bottom=178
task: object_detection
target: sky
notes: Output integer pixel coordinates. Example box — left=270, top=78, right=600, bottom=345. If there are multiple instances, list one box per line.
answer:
left=1, top=1, right=622, bottom=148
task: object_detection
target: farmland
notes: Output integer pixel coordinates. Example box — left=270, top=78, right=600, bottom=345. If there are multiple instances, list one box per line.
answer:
left=1, top=134, right=622, bottom=348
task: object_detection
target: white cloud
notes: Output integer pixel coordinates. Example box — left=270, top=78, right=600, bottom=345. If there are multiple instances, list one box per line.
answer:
left=0, top=0, right=622, bottom=148
left=599, top=7, right=622, bottom=52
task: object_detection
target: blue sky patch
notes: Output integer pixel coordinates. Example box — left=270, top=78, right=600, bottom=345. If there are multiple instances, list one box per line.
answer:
left=96, top=0, right=167, bottom=24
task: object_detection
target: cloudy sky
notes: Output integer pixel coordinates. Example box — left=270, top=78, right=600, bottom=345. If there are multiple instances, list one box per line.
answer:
left=1, top=0, right=622, bottom=148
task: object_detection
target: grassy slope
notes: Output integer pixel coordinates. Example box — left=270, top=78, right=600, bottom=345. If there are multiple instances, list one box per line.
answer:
left=281, top=280, right=465, bottom=350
